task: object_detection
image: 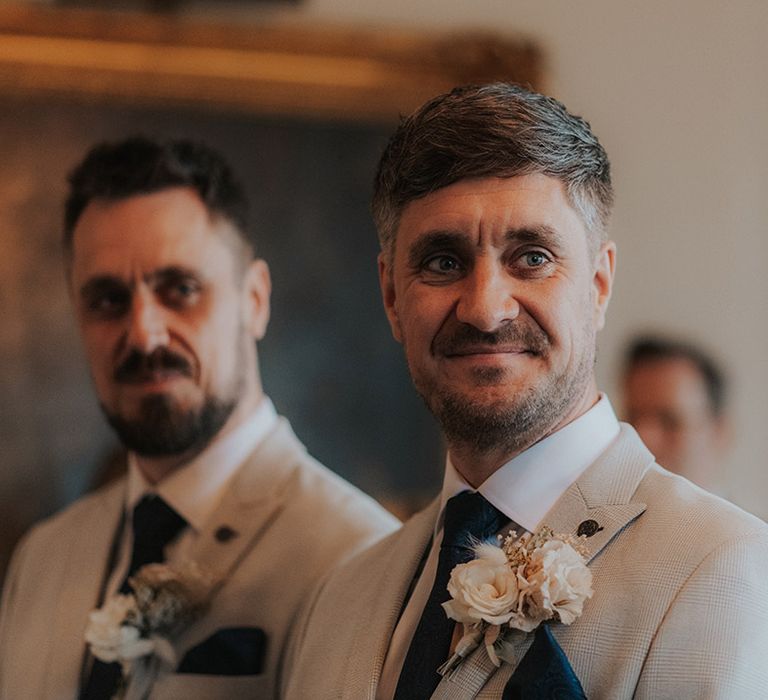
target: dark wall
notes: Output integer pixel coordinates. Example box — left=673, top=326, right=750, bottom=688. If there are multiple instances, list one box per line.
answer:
left=0, top=95, right=443, bottom=579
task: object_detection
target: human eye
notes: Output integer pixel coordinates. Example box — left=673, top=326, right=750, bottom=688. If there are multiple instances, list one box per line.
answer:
left=81, top=281, right=130, bottom=319
left=424, top=254, right=464, bottom=275
left=523, top=250, right=550, bottom=267
left=159, top=276, right=202, bottom=308
left=511, top=249, right=554, bottom=277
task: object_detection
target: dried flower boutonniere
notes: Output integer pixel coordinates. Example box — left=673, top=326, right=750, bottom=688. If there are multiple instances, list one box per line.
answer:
left=439, top=526, right=593, bottom=674
left=84, top=562, right=214, bottom=698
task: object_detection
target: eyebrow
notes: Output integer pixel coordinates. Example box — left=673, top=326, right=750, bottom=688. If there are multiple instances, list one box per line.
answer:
left=504, top=225, right=565, bottom=249
left=79, top=266, right=202, bottom=299
left=79, top=275, right=126, bottom=301
left=150, top=266, right=203, bottom=285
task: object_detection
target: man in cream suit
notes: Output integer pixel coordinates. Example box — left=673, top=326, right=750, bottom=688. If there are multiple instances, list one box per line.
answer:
left=0, top=137, right=398, bottom=700
left=285, top=84, right=768, bottom=699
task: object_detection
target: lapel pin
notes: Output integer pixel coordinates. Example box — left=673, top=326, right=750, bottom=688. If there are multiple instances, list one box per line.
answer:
left=577, top=519, right=603, bottom=538
left=214, top=525, right=238, bottom=543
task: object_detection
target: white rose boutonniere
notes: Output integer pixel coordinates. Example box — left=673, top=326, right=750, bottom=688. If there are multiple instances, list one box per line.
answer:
left=440, top=526, right=593, bottom=673
left=85, top=594, right=155, bottom=667
left=84, top=562, right=214, bottom=697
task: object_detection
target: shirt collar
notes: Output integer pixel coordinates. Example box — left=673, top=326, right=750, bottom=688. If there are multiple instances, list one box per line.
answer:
left=126, top=397, right=278, bottom=532
left=438, top=394, right=620, bottom=534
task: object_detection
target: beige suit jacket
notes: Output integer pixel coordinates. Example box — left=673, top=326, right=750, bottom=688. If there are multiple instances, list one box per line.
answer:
left=0, top=418, right=399, bottom=700
left=285, top=425, right=768, bottom=699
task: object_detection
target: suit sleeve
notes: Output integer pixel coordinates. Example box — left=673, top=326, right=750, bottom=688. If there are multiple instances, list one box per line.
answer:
left=635, top=531, right=768, bottom=699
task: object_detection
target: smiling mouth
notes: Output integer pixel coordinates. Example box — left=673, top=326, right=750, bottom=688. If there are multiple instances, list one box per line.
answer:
left=445, top=346, right=535, bottom=358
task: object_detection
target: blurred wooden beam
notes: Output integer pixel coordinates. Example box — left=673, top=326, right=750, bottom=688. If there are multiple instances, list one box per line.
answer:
left=0, top=4, right=542, bottom=122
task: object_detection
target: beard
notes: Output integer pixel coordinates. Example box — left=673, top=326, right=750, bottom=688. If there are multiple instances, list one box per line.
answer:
left=103, top=393, right=237, bottom=458
left=410, top=319, right=595, bottom=457
left=102, top=341, right=245, bottom=458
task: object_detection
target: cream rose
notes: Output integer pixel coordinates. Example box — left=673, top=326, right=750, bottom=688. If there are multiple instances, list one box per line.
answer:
left=524, top=539, right=593, bottom=624
left=84, top=595, right=154, bottom=665
left=442, top=544, right=520, bottom=626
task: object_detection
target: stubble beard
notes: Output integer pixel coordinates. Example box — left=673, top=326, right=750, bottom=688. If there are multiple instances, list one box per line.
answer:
left=102, top=333, right=249, bottom=459
left=104, top=393, right=238, bottom=458
left=410, top=326, right=596, bottom=458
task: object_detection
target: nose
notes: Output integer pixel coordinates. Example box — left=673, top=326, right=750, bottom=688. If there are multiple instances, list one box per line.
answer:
left=125, top=288, right=170, bottom=354
left=454, top=260, right=520, bottom=332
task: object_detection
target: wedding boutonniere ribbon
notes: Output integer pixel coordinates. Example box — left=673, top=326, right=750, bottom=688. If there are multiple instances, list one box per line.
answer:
left=439, top=526, right=593, bottom=675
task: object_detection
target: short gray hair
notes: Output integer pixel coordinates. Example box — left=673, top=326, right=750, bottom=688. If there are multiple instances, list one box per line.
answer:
left=372, top=83, right=613, bottom=259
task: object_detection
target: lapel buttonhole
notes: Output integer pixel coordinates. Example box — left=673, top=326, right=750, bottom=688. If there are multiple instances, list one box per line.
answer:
left=214, top=525, right=238, bottom=543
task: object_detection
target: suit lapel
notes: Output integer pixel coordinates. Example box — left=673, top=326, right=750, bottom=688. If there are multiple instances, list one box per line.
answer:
left=342, top=500, right=440, bottom=700
left=182, top=418, right=307, bottom=594
left=432, top=426, right=654, bottom=696
left=45, top=480, right=125, bottom=696
left=543, top=425, right=652, bottom=563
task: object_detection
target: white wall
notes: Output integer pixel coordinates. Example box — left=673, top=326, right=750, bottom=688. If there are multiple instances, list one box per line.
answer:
left=261, top=0, right=766, bottom=513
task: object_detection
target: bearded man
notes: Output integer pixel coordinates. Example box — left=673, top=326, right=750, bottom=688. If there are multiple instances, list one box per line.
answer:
left=0, top=136, right=398, bottom=700
left=284, top=84, right=768, bottom=699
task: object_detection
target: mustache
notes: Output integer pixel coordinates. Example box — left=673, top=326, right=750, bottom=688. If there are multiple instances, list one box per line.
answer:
left=114, top=347, right=194, bottom=383
left=433, top=322, right=549, bottom=356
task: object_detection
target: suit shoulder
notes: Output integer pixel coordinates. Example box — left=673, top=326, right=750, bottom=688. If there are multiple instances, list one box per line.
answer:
left=12, top=478, right=124, bottom=557
left=309, top=499, right=435, bottom=599
left=633, top=464, right=768, bottom=557
left=285, top=451, right=401, bottom=541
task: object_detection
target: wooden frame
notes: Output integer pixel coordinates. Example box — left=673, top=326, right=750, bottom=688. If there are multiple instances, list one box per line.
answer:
left=0, top=4, right=541, bottom=122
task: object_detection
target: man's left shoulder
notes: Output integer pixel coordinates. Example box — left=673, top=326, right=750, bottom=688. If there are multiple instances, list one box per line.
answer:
left=635, top=464, right=768, bottom=556
left=233, top=418, right=400, bottom=559
left=281, top=448, right=401, bottom=547
left=623, top=467, right=768, bottom=697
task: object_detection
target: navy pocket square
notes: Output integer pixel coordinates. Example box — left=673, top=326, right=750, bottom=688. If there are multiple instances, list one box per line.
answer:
left=177, top=627, right=267, bottom=676
left=502, top=625, right=587, bottom=700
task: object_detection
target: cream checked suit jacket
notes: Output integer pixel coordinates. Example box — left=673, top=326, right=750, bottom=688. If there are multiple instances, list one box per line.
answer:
left=0, top=418, right=399, bottom=700
left=284, top=426, right=768, bottom=699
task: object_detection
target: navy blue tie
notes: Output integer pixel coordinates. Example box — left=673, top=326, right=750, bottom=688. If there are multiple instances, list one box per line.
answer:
left=394, top=491, right=508, bottom=700
left=80, top=495, right=186, bottom=700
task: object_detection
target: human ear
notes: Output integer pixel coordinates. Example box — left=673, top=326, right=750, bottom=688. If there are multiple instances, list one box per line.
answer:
left=592, top=241, right=616, bottom=331
left=243, top=258, right=271, bottom=341
left=378, top=253, right=403, bottom=343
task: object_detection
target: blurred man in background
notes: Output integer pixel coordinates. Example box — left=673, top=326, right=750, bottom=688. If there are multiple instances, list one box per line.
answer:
left=622, top=335, right=730, bottom=494
left=0, top=136, right=398, bottom=700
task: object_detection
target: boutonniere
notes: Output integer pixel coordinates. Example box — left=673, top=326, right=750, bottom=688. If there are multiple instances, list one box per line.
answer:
left=439, top=526, right=593, bottom=674
left=84, top=562, right=214, bottom=698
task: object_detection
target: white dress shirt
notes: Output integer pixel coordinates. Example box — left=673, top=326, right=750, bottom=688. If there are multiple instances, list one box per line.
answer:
left=376, top=395, right=620, bottom=700
left=104, top=397, right=278, bottom=599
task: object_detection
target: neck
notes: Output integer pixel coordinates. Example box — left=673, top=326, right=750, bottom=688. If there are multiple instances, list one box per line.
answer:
left=449, top=386, right=601, bottom=489
left=135, top=388, right=263, bottom=485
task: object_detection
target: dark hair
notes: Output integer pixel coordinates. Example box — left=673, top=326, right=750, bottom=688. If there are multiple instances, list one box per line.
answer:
left=64, top=136, right=253, bottom=259
left=372, top=82, right=613, bottom=258
left=624, top=335, right=727, bottom=417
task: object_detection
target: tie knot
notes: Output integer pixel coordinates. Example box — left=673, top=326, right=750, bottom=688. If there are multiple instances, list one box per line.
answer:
left=132, top=494, right=187, bottom=552
left=442, top=491, right=508, bottom=550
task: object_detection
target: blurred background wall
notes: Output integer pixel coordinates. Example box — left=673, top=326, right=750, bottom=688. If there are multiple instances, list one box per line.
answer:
left=0, top=0, right=766, bottom=578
